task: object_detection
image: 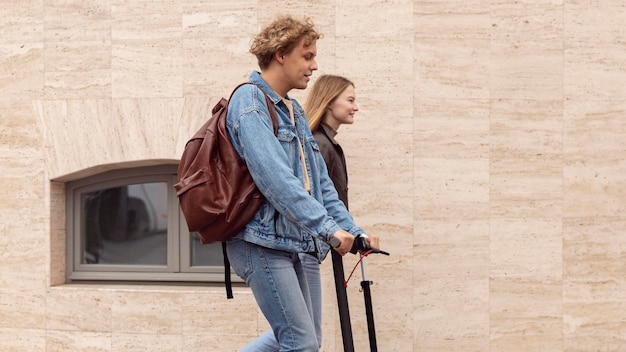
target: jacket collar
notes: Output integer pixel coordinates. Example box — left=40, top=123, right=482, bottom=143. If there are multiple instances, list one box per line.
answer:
left=318, top=122, right=340, bottom=146
left=248, top=71, right=290, bottom=106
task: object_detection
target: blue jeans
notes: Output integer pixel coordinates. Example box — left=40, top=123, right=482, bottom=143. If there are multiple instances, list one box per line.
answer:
left=238, top=253, right=323, bottom=352
left=227, top=239, right=320, bottom=352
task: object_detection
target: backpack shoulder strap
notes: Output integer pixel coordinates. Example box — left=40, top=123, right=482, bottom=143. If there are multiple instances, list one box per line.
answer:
left=229, top=82, right=279, bottom=136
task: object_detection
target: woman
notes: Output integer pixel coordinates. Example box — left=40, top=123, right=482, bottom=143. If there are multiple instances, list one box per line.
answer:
left=225, top=16, right=377, bottom=352
left=303, top=75, right=366, bottom=349
left=304, top=74, right=358, bottom=209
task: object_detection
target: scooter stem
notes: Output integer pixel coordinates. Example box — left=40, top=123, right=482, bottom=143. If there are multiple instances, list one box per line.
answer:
left=360, top=254, right=378, bottom=352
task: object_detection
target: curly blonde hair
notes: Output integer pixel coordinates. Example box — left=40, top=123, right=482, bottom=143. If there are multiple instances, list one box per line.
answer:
left=250, top=15, right=322, bottom=70
left=304, top=75, right=354, bottom=132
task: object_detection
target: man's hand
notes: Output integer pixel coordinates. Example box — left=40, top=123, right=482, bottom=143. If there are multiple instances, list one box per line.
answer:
left=329, top=229, right=354, bottom=256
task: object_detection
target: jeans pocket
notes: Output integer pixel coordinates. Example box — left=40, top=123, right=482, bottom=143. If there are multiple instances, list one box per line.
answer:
left=226, top=239, right=253, bottom=281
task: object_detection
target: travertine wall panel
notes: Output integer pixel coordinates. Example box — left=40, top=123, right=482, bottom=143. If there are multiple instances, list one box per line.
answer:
left=44, top=41, right=112, bottom=99
left=562, top=218, right=626, bottom=351
left=563, top=101, right=626, bottom=217
left=1, top=0, right=625, bottom=351
left=1, top=43, right=43, bottom=98
left=44, top=0, right=111, bottom=42
left=564, top=0, right=626, bottom=102
left=490, top=99, right=563, bottom=218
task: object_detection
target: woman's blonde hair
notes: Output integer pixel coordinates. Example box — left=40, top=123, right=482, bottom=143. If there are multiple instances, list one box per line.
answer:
left=304, top=75, right=355, bottom=132
left=250, top=15, right=321, bottom=70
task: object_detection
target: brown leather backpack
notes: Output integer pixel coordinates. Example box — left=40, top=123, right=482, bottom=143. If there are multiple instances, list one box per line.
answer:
left=176, top=83, right=277, bottom=242
left=175, top=83, right=278, bottom=297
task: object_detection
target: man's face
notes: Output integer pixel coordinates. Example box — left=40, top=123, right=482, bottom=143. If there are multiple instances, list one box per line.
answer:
left=282, top=37, right=318, bottom=90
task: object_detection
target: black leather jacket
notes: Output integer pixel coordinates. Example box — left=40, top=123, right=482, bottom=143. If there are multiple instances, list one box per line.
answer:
left=313, top=123, right=349, bottom=210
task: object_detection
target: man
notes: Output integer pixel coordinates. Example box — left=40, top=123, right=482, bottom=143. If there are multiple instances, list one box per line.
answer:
left=225, top=15, right=379, bottom=352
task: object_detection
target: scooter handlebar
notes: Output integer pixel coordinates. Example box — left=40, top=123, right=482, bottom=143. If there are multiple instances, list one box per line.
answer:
left=351, top=236, right=390, bottom=255
left=329, top=235, right=389, bottom=256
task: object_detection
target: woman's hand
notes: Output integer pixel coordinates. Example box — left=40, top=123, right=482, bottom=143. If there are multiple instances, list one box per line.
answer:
left=366, top=233, right=380, bottom=250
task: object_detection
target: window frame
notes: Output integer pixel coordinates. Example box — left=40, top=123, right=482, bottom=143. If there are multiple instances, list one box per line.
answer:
left=65, top=165, right=230, bottom=283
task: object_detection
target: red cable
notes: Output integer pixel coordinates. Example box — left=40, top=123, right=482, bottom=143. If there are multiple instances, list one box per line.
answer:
left=344, top=250, right=372, bottom=288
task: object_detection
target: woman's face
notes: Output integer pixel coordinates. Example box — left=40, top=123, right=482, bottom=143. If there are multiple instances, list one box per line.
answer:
left=325, top=85, right=358, bottom=130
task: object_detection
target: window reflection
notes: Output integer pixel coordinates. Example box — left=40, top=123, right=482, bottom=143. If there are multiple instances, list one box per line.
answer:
left=82, top=183, right=168, bottom=265
left=190, top=232, right=223, bottom=267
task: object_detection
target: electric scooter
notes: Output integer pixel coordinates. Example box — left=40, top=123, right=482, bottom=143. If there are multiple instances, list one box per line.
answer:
left=330, top=235, right=389, bottom=352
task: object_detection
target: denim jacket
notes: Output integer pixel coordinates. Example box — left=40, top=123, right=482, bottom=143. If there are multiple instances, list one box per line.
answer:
left=226, top=71, right=364, bottom=261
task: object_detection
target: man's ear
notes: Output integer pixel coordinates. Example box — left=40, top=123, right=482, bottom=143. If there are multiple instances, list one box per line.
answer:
left=275, top=51, right=285, bottom=64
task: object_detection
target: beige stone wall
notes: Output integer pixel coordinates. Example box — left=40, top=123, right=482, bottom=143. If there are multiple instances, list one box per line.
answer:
left=1, top=1, right=625, bottom=351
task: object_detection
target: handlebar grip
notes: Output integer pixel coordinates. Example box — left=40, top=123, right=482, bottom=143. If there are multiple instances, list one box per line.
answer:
left=351, top=236, right=390, bottom=255
left=329, top=235, right=390, bottom=255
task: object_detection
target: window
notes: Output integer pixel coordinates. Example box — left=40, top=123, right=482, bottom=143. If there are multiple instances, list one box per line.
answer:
left=66, top=165, right=228, bottom=283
